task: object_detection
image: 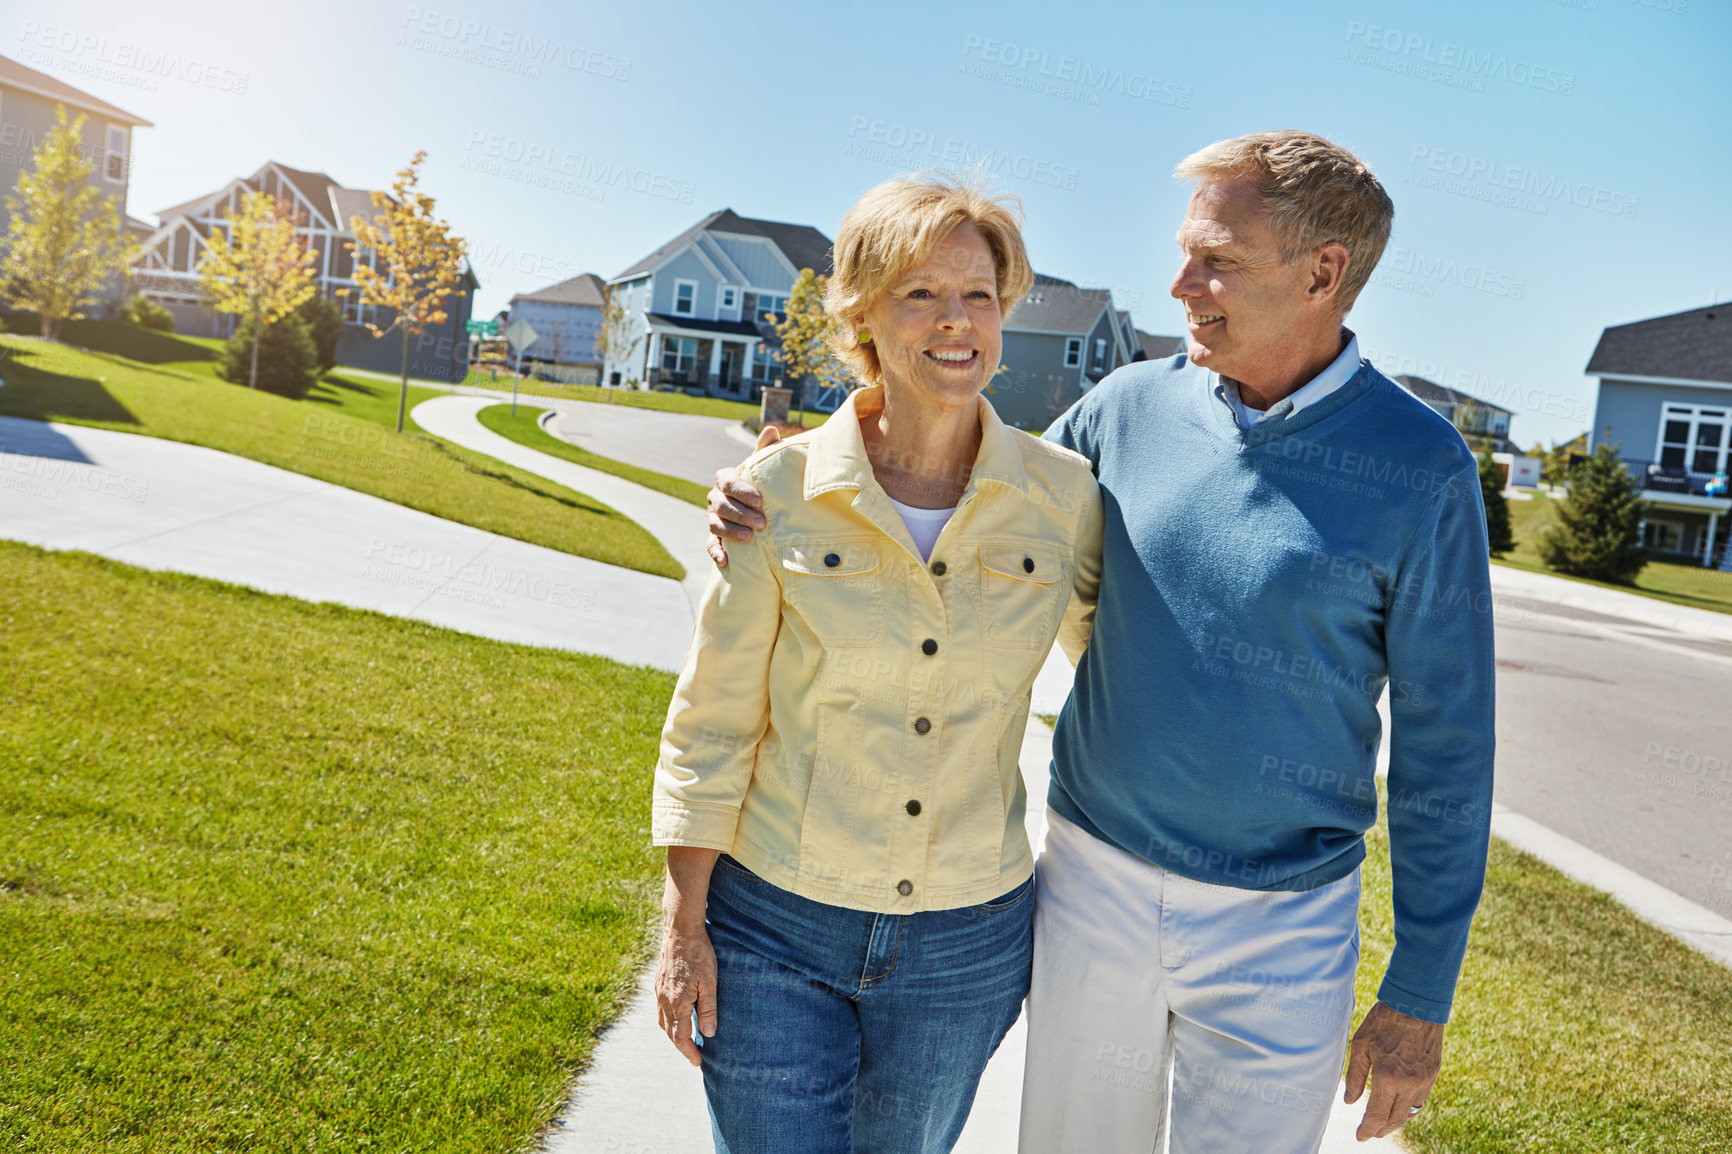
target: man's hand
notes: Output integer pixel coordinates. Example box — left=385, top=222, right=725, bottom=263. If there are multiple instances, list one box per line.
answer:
left=705, top=426, right=778, bottom=567
left=1344, top=1001, right=1446, bottom=1141
left=654, top=922, right=718, bottom=1067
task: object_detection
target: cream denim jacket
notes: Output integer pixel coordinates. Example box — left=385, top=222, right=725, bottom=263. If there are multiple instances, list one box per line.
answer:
left=653, top=387, right=1103, bottom=912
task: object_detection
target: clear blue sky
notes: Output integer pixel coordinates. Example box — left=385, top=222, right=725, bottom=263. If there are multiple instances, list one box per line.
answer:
left=19, top=0, right=1727, bottom=447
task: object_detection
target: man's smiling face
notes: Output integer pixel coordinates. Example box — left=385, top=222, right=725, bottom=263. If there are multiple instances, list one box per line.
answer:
left=1169, top=175, right=1324, bottom=389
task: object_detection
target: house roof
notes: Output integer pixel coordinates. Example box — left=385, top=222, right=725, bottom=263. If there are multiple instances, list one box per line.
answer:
left=1135, top=330, right=1186, bottom=360
left=153, top=164, right=392, bottom=234
left=1006, top=274, right=1112, bottom=336
left=1394, top=374, right=1513, bottom=416
left=0, top=53, right=152, bottom=127
left=614, top=208, right=834, bottom=282
left=1585, top=301, right=1732, bottom=384
left=512, top=272, right=607, bottom=307
left=327, top=186, right=389, bottom=231
left=271, top=163, right=343, bottom=226
left=646, top=313, right=762, bottom=338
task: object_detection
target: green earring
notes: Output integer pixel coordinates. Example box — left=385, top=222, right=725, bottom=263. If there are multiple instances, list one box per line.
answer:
left=857, top=331, right=872, bottom=344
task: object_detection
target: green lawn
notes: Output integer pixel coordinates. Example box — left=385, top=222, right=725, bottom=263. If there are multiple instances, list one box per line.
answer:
left=1502, top=490, right=1732, bottom=616
left=451, top=369, right=766, bottom=422
left=1355, top=806, right=1732, bottom=1152
left=0, top=541, right=670, bottom=1152
left=0, top=324, right=681, bottom=580
left=475, top=404, right=710, bottom=508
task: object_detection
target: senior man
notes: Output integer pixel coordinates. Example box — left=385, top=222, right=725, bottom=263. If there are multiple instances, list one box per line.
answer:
left=704, top=131, right=1495, bottom=1152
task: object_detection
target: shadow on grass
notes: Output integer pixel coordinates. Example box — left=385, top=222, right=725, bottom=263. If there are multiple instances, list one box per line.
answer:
left=420, top=436, right=615, bottom=518
left=305, top=375, right=381, bottom=407
left=0, top=357, right=141, bottom=426
left=0, top=314, right=218, bottom=365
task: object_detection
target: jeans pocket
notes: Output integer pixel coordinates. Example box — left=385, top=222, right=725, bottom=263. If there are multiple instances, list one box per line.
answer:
left=975, top=875, right=1034, bottom=913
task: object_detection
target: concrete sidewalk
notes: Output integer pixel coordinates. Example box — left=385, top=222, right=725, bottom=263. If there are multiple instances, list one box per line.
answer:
left=0, top=414, right=692, bottom=672
left=411, top=395, right=714, bottom=609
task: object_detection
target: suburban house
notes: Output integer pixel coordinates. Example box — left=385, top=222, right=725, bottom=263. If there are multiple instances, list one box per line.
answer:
left=505, top=272, right=606, bottom=384
left=1393, top=374, right=1517, bottom=450
left=131, top=161, right=478, bottom=382
left=0, top=54, right=152, bottom=309
left=989, top=275, right=1143, bottom=430
left=1136, top=330, right=1188, bottom=362
left=1586, top=302, right=1732, bottom=570
left=603, top=208, right=833, bottom=403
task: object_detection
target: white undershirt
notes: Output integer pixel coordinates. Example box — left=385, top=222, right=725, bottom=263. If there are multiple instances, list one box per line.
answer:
left=887, top=496, right=956, bottom=562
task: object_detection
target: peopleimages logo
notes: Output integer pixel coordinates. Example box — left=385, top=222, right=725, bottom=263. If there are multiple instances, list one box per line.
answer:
left=1409, top=145, right=1639, bottom=219
left=1343, top=21, right=1575, bottom=95
left=959, top=34, right=1192, bottom=108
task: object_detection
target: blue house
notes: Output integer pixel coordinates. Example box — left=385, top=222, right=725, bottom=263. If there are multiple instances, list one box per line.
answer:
left=987, top=275, right=1144, bottom=431
left=603, top=208, right=833, bottom=402
left=506, top=272, right=606, bottom=384
left=1586, top=302, right=1732, bottom=570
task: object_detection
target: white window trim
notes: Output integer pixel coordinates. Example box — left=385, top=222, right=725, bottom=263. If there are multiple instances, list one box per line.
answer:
left=1093, top=337, right=1108, bottom=369
left=672, top=278, right=699, bottom=317
left=103, top=123, right=127, bottom=185
left=1064, top=337, right=1083, bottom=369
left=719, top=284, right=741, bottom=320
left=1654, top=402, right=1730, bottom=473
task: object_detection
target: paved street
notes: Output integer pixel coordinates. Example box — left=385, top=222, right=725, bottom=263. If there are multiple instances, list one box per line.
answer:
left=1492, top=600, right=1732, bottom=920
left=539, top=397, right=758, bottom=488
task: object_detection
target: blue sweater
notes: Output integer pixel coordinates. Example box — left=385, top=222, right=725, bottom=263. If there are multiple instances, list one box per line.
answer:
left=1045, top=355, right=1495, bottom=1024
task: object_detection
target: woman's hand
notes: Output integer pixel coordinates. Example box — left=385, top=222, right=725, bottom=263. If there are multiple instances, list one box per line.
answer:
left=654, top=847, right=722, bottom=1065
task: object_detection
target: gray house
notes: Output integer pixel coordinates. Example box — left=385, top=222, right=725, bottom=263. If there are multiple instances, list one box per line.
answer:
left=1393, top=375, right=1517, bottom=451
left=604, top=208, right=833, bottom=402
left=132, top=161, right=477, bottom=382
left=989, top=275, right=1142, bottom=431
left=0, top=54, right=152, bottom=310
left=1587, top=302, right=1732, bottom=569
left=506, top=272, right=606, bottom=383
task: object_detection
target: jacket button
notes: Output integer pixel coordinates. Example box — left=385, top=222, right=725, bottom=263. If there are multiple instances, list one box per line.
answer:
left=896, top=879, right=913, bottom=896
left=921, top=638, right=938, bottom=656
left=905, top=799, right=922, bottom=816
left=1022, top=556, right=1035, bottom=573
left=824, top=552, right=841, bottom=568
left=913, top=717, right=931, bottom=735
left=930, top=560, right=947, bottom=576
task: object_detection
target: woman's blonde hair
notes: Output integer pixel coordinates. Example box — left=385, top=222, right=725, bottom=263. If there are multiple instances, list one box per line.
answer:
left=825, top=173, right=1034, bottom=387
left=1174, top=130, right=1393, bottom=315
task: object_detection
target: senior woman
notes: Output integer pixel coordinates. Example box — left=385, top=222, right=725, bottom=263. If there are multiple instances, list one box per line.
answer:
left=652, top=174, right=1103, bottom=1154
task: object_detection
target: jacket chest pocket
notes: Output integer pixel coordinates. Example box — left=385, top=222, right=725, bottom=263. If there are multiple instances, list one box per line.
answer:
left=779, top=542, right=886, bottom=648
left=976, top=542, right=1068, bottom=650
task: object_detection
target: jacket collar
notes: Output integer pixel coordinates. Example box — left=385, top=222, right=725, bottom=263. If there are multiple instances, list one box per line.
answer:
left=802, top=386, right=1031, bottom=501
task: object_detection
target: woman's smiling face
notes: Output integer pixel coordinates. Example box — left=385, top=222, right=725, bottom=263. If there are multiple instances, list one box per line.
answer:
left=859, top=224, right=1003, bottom=408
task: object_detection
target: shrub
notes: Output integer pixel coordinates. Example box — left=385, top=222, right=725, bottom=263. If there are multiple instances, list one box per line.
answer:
left=295, top=293, right=344, bottom=375
left=219, top=314, right=319, bottom=399
left=1538, top=442, right=1648, bottom=583
left=124, top=292, right=175, bottom=332
left=1479, top=448, right=1514, bottom=557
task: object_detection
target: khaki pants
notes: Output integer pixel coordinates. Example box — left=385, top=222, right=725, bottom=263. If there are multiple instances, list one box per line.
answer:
left=1018, top=811, right=1360, bottom=1154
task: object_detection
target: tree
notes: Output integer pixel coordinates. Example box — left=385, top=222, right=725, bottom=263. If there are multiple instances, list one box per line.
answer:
left=595, top=287, right=634, bottom=383
left=0, top=105, right=138, bottom=341
left=295, top=293, right=344, bottom=375
left=1478, top=447, right=1514, bottom=557
left=197, top=190, right=317, bottom=390
left=218, top=313, right=319, bottom=399
left=1541, top=432, right=1588, bottom=488
left=772, top=268, right=849, bottom=420
left=124, top=292, right=175, bottom=332
left=347, top=151, right=468, bottom=432
left=1538, top=442, right=1648, bottom=583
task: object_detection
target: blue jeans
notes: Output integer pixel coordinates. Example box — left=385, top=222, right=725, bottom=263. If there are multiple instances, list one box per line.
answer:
left=699, top=854, right=1034, bottom=1154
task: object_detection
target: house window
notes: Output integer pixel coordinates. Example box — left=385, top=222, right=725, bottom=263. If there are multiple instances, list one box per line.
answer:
left=1093, top=338, right=1108, bottom=371
left=104, top=125, right=127, bottom=183
left=752, top=343, right=778, bottom=381
left=1657, top=404, right=1729, bottom=474
left=1643, top=520, right=1685, bottom=554
left=720, top=286, right=739, bottom=312
left=673, top=280, right=697, bottom=317
left=757, top=293, right=786, bottom=323
left=661, top=336, right=698, bottom=374
left=1064, top=337, right=1083, bottom=369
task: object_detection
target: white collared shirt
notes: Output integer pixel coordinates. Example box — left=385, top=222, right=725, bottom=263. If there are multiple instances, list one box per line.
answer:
left=1216, top=331, right=1363, bottom=430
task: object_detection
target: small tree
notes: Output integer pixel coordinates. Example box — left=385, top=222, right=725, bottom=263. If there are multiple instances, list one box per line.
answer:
left=198, top=190, right=317, bottom=390
left=772, top=267, right=849, bottom=421
left=0, top=105, right=138, bottom=341
left=125, top=292, right=175, bottom=332
left=595, top=287, right=633, bottom=383
left=295, top=293, right=344, bottom=375
left=1478, top=447, right=1514, bottom=557
left=1538, top=442, right=1648, bottom=583
left=347, top=151, right=468, bottom=432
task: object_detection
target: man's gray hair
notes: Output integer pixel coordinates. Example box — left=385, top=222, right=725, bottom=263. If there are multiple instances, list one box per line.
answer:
left=1175, top=131, right=1393, bottom=315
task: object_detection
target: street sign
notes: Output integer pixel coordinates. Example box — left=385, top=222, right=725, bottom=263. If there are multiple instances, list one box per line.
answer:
left=466, top=318, right=499, bottom=336
left=503, top=319, right=538, bottom=351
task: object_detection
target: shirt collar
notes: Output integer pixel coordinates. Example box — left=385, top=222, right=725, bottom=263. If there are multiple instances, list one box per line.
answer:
left=1214, top=330, right=1362, bottom=430
left=802, top=386, right=1030, bottom=501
